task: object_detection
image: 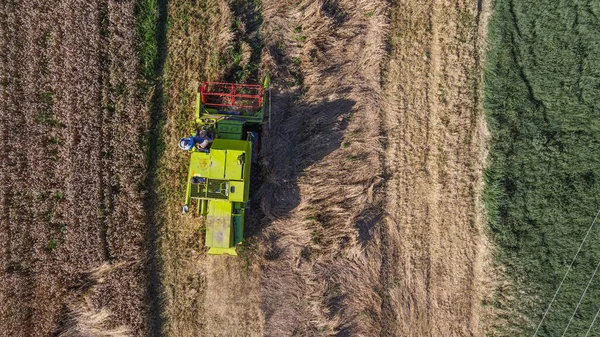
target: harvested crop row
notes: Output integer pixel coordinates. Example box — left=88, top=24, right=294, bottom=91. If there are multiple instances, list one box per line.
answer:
left=155, top=0, right=389, bottom=335
left=258, top=0, right=389, bottom=335
left=0, top=1, right=149, bottom=335
left=381, top=0, right=492, bottom=335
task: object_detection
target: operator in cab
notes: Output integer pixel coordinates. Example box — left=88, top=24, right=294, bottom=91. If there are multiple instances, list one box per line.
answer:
left=194, top=129, right=213, bottom=151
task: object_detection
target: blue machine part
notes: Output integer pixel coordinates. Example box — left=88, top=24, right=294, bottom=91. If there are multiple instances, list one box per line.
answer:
left=179, top=137, right=194, bottom=151
left=217, top=110, right=241, bottom=115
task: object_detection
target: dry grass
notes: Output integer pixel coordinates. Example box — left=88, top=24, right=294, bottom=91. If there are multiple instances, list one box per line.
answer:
left=257, top=0, right=390, bottom=335
left=59, top=304, right=131, bottom=337
left=0, top=1, right=149, bottom=336
left=57, top=264, right=132, bottom=337
left=156, top=0, right=392, bottom=335
left=159, top=0, right=495, bottom=335
left=380, top=0, right=493, bottom=335
left=157, top=0, right=493, bottom=335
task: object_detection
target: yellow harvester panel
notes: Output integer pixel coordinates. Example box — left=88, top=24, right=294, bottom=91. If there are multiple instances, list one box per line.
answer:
left=189, top=152, right=210, bottom=176
left=229, top=181, right=245, bottom=202
left=225, top=150, right=244, bottom=180
left=205, top=200, right=233, bottom=248
left=208, top=149, right=226, bottom=179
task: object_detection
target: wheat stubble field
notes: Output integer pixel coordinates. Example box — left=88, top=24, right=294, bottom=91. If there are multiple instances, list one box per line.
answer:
left=1, top=0, right=496, bottom=336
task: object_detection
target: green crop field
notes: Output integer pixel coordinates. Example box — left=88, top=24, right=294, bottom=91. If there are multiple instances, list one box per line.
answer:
left=484, top=0, right=600, bottom=335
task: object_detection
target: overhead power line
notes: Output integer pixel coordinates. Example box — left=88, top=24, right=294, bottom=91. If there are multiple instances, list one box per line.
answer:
left=561, top=258, right=600, bottom=337
left=584, top=308, right=600, bottom=337
left=532, top=208, right=600, bottom=337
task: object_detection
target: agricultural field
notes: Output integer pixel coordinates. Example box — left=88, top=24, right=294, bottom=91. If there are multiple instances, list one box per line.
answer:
left=382, top=0, right=493, bottom=335
left=3, top=0, right=598, bottom=336
left=156, top=0, right=492, bottom=335
left=484, top=0, right=600, bottom=336
left=0, top=0, right=155, bottom=336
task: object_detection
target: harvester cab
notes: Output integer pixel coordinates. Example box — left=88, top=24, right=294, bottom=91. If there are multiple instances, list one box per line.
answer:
left=179, top=76, right=270, bottom=256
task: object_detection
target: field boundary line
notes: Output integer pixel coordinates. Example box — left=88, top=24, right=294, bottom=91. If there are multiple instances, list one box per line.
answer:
left=533, top=207, right=600, bottom=337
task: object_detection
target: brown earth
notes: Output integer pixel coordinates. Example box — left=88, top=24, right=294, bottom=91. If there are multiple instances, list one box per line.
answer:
left=0, top=1, right=151, bottom=336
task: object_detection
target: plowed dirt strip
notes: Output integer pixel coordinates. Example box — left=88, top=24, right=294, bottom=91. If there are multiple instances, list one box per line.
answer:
left=0, top=1, right=149, bottom=335
left=0, top=1, right=31, bottom=334
left=382, top=0, right=490, bottom=336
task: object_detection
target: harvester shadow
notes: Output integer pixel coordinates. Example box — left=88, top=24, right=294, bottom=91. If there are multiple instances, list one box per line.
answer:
left=244, top=86, right=355, bottom=260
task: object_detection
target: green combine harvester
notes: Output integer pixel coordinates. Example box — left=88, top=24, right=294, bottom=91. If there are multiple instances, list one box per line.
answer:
left=179, top=77, right=269, bottom=256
